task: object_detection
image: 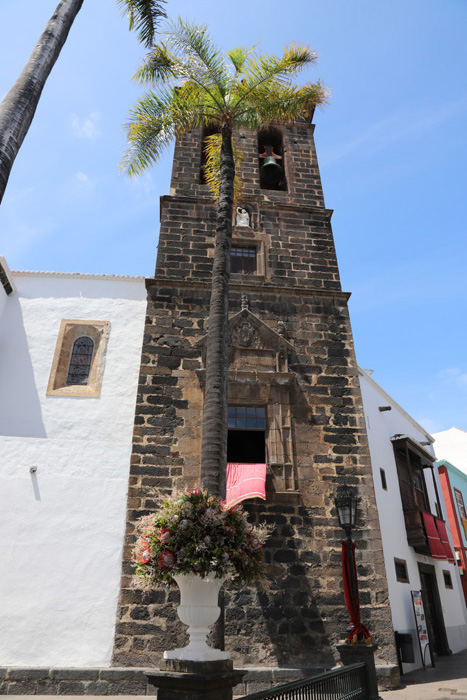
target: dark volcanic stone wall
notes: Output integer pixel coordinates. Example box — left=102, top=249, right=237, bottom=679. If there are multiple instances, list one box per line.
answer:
left=112, top=121, right=398, bottom=676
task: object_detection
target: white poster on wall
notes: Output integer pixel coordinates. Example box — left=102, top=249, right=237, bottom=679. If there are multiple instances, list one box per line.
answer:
left=411, top=590, right=434, bottom=668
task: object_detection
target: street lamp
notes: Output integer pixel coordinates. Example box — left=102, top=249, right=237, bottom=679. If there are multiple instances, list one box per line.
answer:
left=335, top=482, right=358, bottom=535
left=335, top=482, right=359, bottom=637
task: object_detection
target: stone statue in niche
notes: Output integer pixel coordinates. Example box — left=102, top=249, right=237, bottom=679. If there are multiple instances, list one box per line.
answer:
left=231, top=321, right=263, bottom=348
left=236, top=207, right=250, bottom=227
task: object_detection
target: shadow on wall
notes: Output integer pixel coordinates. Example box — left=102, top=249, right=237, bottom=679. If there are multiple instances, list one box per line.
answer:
left=225, top=500, right=337, bottom=670
left=0, top=296, right=46, bottom=437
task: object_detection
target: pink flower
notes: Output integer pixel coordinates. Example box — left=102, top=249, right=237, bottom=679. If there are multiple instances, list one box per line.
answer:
left=138, top=536, right=151, bottom=564
left=159, top=528, right=172, bottom=544
left=158, top=551, right=175, bottom=570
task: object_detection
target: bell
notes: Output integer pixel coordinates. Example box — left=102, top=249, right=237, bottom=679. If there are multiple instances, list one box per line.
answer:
left=260, top=155, right=283, bottom=187
left=259, top=144, right=283, bottom=188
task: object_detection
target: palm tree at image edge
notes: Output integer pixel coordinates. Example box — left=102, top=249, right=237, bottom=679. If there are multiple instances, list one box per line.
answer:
left=122, top=18, right=328, bottom=497
left=0, top=0, right=166, bottom=205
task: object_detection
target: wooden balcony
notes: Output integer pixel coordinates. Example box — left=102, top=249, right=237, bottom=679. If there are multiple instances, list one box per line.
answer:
left=403, top=508, right=431, bottom=555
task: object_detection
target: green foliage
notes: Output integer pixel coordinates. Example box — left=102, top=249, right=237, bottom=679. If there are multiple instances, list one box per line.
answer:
left=116, top=0, right=167, bottom=49
left=133, top=489, right=270, bottom=586
left=203, top=133, right=244, bottom=201
left=121, top=18, right=329, bottom=179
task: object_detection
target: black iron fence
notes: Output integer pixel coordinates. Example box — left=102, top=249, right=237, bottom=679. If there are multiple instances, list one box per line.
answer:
left=240, top=662, right=368, bottom=700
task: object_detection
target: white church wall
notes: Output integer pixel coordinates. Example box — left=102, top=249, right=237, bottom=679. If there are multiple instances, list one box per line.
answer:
left=359, top=369, right=467, bottom=671
left=0, top=271, right=146, bottom=667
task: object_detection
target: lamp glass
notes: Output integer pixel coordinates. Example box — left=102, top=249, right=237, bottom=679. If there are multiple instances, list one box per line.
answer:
left=335, top=484, right=357, bottom=531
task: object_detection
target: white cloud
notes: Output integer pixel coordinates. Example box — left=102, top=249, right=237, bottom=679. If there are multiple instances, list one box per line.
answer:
left=321, top=94, right=467, bottom=167
left=71, top=111, right=100, bottom=140
left=438, top=367, right=467, bottom=387
left=75, top=171, right=89, bottom=183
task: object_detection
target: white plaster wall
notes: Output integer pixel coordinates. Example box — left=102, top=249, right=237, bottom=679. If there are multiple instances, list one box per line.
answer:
left=359, top=370, right=467, bottom=671
left=433, top=428, right=467, bottom=474
left=0, top=287, right=7, bottom=320
left=0, top=273, right=146, bottom=667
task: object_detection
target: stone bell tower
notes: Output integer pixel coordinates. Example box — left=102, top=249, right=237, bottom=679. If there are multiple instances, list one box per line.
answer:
left=112, top=118, right=398, bottom=682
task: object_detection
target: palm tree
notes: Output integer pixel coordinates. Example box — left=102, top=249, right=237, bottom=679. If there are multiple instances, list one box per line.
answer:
left=0, top=0, right=166, bottom=205
left=122, top=19, right=328, bottom=498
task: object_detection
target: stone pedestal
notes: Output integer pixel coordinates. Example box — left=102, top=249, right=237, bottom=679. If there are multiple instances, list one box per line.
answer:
left=337, top=643, right=381, bottom=700
left=146, top=659, right=245, bottom=700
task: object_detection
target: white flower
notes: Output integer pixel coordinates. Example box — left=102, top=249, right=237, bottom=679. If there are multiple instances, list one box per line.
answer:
left=203, top=535, right=212, bottom=546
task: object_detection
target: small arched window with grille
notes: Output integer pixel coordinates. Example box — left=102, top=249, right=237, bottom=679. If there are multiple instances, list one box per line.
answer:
left=66, top=336, right=95, bottom=386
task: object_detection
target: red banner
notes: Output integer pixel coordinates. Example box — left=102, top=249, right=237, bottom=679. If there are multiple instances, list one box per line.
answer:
left=341, top=540, right=371, bottom=643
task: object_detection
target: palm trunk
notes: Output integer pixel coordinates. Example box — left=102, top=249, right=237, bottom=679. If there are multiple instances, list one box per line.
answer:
left=0, top=0, right=84, bottom=205
left=200, top=125, right=235, bottom=498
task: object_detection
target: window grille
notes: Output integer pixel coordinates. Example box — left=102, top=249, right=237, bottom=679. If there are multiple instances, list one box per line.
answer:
left=231, top=246, right=257, bottom=274
left=66, top=336, right=94, bottom=386
left=228, top=406, right=265, bottom=430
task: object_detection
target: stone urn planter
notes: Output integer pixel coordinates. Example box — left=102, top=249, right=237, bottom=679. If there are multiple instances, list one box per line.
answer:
left=164, top=574, right=230, bottom=661
left=133, top=489, right=270, bottom=661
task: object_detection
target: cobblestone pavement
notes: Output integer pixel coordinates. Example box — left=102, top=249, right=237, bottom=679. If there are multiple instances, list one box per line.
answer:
left=381, top=649, right=467, bottom=700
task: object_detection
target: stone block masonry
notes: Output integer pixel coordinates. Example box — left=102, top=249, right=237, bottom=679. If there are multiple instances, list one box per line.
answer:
left=112, top=120, right=399, bottom=682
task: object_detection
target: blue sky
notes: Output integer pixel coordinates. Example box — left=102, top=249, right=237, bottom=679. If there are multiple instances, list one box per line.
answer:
left=1, top=0, right=467, bottom=434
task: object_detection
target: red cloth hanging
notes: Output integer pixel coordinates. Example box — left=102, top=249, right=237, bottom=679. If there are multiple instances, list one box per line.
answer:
left=435, top=518, right=455, bottom=563
left=226, top=463, right=266, bottom=508
left=341, top=540, right=371, bottom=643
left=422, top=512, right=447, bottom=560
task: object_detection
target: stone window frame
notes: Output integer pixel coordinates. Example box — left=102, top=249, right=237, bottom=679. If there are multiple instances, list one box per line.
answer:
left=230, top=231, right=269, bottom=281
left=47, top=319, right=110, bottom=398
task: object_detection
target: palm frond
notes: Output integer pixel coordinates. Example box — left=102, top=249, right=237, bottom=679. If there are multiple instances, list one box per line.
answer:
left=116, top=0, right=166, bottom=49
left=121, top=87, right=193, bottom=175
left=236, top=81, right=329, bottom=127
left=134, top=42, right=176, bottom=84
left=203, top=133, right=243, bottom=201
left=232, top=43, right=318, bottom=115
left=163, top=18, right=230, bottom=100
left=227, top=45, right=257, bottom=75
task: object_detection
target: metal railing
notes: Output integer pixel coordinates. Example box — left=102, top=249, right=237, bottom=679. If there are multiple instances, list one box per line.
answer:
left=240, top=662, right=368, bottom=700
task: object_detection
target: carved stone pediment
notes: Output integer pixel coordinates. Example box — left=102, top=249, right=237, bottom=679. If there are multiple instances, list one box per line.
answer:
left=196, top=308, right=293, bottom=377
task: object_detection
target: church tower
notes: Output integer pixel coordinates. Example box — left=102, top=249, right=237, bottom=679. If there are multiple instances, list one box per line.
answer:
left=113, top=118, right=398, bottom=681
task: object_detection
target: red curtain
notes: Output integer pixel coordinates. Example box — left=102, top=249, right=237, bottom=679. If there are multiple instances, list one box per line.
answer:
left=341, top=540, right=371, bottom=643
left=435, top=518, right=455, bottom=563
left=422, top=511, right=447, bottom=560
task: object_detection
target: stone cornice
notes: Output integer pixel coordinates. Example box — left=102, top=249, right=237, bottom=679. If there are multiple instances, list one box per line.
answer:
left=145, top=275, right=351, bottom=301
left=160, top=194, right=333, bottom=221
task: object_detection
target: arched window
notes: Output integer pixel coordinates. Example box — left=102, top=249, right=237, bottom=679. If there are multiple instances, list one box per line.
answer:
left=66, top=336, right=94, bottom=386
left=258, top=127, right=287, bottom=191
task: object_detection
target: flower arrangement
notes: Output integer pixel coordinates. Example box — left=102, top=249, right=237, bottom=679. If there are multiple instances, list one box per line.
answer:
left=133, top=489, right=270, bottom=586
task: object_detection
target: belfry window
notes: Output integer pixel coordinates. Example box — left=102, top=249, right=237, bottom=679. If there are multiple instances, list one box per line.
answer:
left=227, top=406, right=266, bottom=463
left=66, top=336, right=94, bottom=386
left=258, top=127, right=287, bottom=191
left=231, top=246, right=257, bottom=274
